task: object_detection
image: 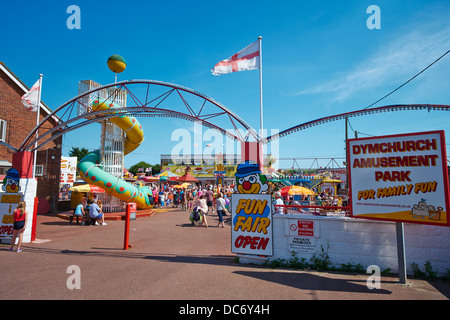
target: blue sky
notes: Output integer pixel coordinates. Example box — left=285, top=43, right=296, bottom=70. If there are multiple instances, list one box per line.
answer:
left=1, top=0, right=450, bottom=170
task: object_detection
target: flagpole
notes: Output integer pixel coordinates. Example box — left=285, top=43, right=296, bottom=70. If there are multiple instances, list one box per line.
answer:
left=258, top=36, right=263, bottom=136
left=32, top=74, right=43, bottom=178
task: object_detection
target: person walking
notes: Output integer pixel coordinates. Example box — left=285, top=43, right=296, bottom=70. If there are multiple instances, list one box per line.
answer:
left=205, top=187, right=215, bottom=215
left=181, top=190, right=187, bottom=211
left=194, top=195, right=208, bottom=228
left=159, top=190, right=165, bottom=208
left=9, top=201, right=27, bottom=252
left=187, top=190, right=194, bottom=212
left=215, top=193, right=226, bottom=228
left=154, top=191, right=159, bottom=208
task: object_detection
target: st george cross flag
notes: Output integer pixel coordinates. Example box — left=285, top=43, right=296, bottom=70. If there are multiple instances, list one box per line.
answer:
left=211, top=40, right=260, bottom=75
left=21, top=79, right=41, bottom=111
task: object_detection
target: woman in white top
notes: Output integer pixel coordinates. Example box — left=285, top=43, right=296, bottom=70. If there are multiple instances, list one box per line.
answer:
left=194, top=195, right=208, bottom=228
left=216, top=193, right=226, bottom=228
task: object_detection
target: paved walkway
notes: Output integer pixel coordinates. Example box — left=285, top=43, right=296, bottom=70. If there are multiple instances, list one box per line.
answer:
left=0, top=209, right=449, bottom=300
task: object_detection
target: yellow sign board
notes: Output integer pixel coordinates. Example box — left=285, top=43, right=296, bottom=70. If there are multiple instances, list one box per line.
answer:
left=162, top=165, right=238, bottom=178
left=348, top=130, right=450, bottom=226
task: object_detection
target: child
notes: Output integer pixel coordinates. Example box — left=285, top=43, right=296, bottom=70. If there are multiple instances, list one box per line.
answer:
left=159, top=191, right=165, bottom=208
left=187, top=190, right=194, bottom=211
left=9, top=201, right=27, bottom=252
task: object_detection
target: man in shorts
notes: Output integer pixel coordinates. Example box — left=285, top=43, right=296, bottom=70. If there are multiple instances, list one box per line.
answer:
left=89, top=199, right=107, bottom=226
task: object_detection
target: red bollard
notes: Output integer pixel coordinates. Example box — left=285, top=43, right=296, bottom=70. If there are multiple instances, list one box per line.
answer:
left=31, top=197, right=38, bottom=242
left=124, top=202, right=137, bottom=250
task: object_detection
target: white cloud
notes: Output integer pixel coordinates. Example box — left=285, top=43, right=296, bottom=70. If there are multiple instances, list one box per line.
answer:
left=296, top=22, right=450, bottom=103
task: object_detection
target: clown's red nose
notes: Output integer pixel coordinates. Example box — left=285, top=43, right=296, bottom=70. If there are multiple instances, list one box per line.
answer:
left=242, top=181, right=251, bottom=190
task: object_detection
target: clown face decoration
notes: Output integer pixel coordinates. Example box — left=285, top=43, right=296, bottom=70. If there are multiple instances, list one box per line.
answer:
left=234, top=161, right=268, bottom=194
left=2, top=168, right=21, bottom=193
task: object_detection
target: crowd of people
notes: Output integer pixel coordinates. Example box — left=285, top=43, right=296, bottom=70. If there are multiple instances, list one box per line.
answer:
left=150, top=184, right=233, bottom=228
left=70, top=182, right=344, bottom=227
left=70, top=183, right=235, bottom=228
left=273, top=190, right=346, bottom=215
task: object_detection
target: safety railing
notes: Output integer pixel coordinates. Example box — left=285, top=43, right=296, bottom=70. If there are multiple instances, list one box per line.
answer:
left=274, top=204, right=351, bottom=217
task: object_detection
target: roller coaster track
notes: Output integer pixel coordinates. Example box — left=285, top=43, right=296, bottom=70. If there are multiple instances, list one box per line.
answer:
left=263, top=104, right=450, bottom=144
left=11, top=77, right=450, bottom=153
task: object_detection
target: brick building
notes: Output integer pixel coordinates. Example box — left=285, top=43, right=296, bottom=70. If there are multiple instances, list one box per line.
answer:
left=0, top=62, right=62, bottom=212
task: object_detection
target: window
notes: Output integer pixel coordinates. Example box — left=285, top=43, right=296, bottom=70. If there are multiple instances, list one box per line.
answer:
left=0, top=119, right=6, bottom=142
left=35, top=165, right=44, bottom=177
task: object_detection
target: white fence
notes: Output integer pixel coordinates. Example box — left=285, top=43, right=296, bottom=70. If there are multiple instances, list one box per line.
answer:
left=239, top=214, right=450, bottom=277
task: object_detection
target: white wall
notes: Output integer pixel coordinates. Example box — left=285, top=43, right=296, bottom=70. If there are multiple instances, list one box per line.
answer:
left=0, top=178, right=37, bottom=244
left=241, top=214, right=450, bottom=276
left=19, top=178, right=37, bottom=243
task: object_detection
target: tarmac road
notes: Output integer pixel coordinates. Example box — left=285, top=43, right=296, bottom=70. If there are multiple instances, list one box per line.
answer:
left=0, top=208, right=449, bottom=302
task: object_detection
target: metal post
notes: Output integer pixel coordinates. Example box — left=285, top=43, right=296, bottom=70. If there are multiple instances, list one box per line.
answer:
left=31, top=197, right=38, bottom=242
left=124, top=204, right=130, bottom=250
left=345, top=117, right=348, bottom=190
left=258, top=36, right=263, bottom=137
left=396, top=222, right=407, bottom=284
left=32, top=74, right=43, bottom=178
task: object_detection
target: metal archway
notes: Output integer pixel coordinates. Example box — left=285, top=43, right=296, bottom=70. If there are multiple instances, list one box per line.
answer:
left=18, top=79, right=261, bottom=152
left=15, top=78, right=450, bottom=152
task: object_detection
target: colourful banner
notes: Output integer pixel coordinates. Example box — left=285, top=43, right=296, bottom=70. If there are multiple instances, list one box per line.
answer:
left=162, top=164, right=238, bottom=178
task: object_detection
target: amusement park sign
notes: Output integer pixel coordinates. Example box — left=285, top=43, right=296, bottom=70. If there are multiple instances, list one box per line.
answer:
left=231, top=161, right=273, bottom=256
left=347, top=130, right=450, bottom=226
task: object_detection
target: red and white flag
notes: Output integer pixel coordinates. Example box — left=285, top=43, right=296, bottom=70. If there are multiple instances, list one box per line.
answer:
left=21, top=79, right=41, bottom=112
left=211, top=40, right=260, bottom=75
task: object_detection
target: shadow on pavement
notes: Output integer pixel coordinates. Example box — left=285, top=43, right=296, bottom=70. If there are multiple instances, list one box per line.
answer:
left=233, top=270, right=392, bottom=295
left=427, top=280, right=450, bottom=299
left=15, top=245, right=450, bottom=299
left=20, top=246, right=236, bottom=267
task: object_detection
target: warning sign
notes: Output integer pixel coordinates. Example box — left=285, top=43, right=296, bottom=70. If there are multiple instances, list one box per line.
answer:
left=287, top=219, right=317, bottom=237
left=298, top=220, right=314, bottom=237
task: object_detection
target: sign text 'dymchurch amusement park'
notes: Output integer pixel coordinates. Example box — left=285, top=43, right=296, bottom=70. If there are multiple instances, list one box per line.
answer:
left=348, top=130, right=450, bottom=226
